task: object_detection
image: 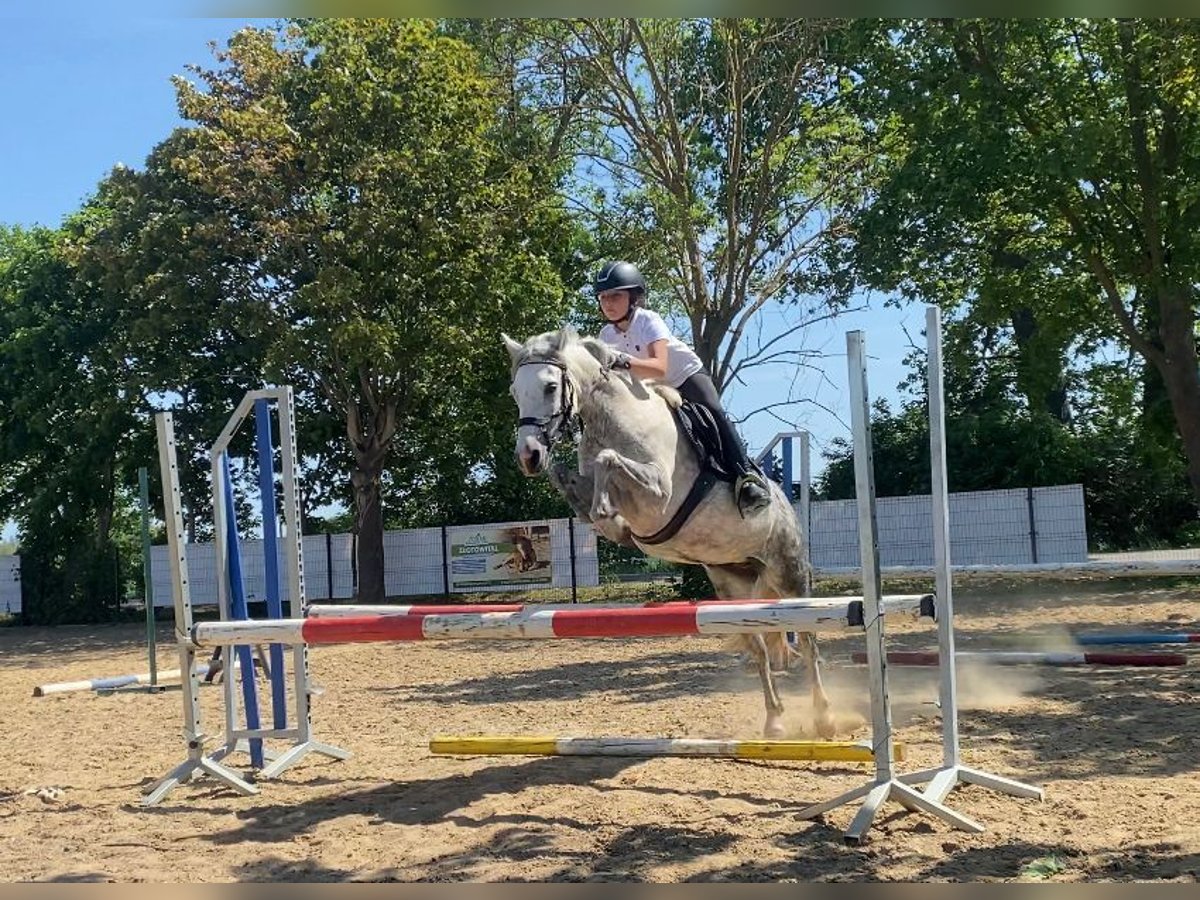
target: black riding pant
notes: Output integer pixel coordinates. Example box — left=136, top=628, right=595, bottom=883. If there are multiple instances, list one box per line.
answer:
left=678, top=372, right=754, bottom=476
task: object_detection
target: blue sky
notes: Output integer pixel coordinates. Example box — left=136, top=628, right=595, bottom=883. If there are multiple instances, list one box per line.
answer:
left=0, top=14, right=915, bottom=541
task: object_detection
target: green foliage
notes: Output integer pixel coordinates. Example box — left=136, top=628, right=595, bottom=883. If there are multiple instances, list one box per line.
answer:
left=0, top=224, right=142, bottom=622
left=816, top=319, right=1195, bottom=549
left=679, top=565, right=713, bottom=601
left=81, top=20, right=587, bottom=599
left=466, top=19, right=874, bottom=408
left=838, top=19, right=1200, bottom=507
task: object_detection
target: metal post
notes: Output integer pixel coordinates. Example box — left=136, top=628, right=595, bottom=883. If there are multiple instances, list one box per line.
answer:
left=326, top=532, right=334, bottom=601
left=567, top=517, right=578, bottom=604
left=896, top=306, right=1044, bottom=808
left=798, top=329, right=982, bottom=843
left=440, top=525, right=450, bottom=597
left=1026, top=486, right=1039, bottom=564
left=138, top=467, right=157, bottom=688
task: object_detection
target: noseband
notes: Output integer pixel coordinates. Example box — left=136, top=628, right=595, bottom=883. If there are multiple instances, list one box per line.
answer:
left=516, top=356, right=577, bottom=448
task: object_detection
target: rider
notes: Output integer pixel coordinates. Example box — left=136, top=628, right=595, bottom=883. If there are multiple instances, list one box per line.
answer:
left=593, top=260, right=772, bottom=516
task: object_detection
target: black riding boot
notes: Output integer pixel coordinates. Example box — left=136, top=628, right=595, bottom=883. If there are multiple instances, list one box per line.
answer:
left=678, top=372, right=772, bottom=517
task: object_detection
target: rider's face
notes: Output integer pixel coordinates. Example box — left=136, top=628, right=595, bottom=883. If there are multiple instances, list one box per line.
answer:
left=598, top=289, right=631, bottom=322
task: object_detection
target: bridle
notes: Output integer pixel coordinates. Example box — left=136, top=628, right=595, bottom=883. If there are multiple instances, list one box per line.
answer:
left=515, top=356, right=577, bottom=449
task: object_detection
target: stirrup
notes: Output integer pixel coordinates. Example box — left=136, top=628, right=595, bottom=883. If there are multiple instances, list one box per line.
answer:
left=735, top=473, right=770, bottom=516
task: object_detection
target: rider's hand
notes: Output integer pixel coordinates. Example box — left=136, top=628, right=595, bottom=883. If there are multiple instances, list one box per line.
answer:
left=609, top=350, right=634, bottom=370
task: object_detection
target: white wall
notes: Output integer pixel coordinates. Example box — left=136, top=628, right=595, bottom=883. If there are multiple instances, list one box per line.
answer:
left=0, top=555, right=20, bottom=614
left=806, top=484, right=1087, bottom=569
left=150, top=517, right=599, bottom=607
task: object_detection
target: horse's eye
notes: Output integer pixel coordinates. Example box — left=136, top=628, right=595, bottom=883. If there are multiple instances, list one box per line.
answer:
left=544, top=383, right=557, bottom=395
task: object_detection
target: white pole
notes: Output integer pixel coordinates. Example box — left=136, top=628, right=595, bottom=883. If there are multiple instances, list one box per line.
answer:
left=847, top=331, right=896, bottom=786
left=799, top=431, right=811, bottom=546
left=257, top=386, right=350, bottom=778
left=926, top=305, right=961, bottom=769
left=191, top=596, right=935, bottom=647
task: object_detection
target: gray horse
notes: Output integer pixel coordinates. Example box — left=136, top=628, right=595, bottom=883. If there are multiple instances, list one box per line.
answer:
left=503, top=326, right=833, bottom=739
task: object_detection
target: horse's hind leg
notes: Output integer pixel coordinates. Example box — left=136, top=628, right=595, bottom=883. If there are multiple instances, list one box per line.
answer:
left=762, top=532, right=836, bottom=740
left=707, top=564, right=786, bottom=739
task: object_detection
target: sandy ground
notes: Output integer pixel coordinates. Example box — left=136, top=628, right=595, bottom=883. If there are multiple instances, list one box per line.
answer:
left=2, top=578, right=1199, bottom=882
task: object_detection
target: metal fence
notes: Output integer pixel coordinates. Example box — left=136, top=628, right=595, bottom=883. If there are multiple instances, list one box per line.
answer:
left=0, top=555, right=19, bottom=615
left=0, top=483, right=1090, bottom=615
left=807, top=484, right=1087, bottom=569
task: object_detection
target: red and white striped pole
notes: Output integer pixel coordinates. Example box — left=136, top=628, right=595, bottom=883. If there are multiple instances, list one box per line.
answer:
left=192, top=595, right=935, bottom=647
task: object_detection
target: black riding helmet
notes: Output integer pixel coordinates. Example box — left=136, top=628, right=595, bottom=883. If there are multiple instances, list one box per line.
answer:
left=593, top=260, right=646, bottom=299
left=594, top=261, right=646, bottom=324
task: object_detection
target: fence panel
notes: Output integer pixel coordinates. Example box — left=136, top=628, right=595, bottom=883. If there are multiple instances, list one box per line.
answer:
left=0, top=555, right=20, bottom=615
left=803, top=485, right=1087, bottom=570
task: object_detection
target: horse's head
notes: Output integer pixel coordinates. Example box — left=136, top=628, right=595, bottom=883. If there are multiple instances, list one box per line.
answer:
left=502, top=326, right=601, bottom=476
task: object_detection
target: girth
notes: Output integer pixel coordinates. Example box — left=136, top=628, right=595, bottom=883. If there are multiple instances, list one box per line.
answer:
left=631, top=470, right=720, bottom=546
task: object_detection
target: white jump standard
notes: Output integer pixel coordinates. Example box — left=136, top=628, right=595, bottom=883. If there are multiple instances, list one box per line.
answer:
left=892, top=308, right=1042, bottom=811
left=142, top=412, right=258, bottom=806
left=144, top=391, right=349, bottom=808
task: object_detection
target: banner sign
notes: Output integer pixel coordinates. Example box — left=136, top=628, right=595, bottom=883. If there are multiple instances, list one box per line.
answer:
left=446, top=522, right=554, bottom=592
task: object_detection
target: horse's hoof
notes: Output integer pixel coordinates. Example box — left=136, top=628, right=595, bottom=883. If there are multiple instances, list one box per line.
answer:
left=814, top=718, right=837, bottom=740
left=763, top=720, right=787, bottom=739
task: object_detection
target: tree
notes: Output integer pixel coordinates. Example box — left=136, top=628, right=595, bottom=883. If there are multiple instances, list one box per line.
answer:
left=816, top=316, right=1194, bottom=549
left=0, top=224, right=139, bottom=621
left=465, top=19, right=874, bottom=431
left=159, top=20, right=574, bottom=601
left=74, top=147, right=283, bottom=541
left=842, top=19, right=1200, bottom=511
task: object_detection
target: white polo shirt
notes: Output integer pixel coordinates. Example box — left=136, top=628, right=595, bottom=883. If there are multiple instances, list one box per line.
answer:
left=599, top=307, right=704, bottom=389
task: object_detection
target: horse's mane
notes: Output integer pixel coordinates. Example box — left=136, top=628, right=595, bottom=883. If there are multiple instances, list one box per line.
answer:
left=512, top=326, right=682, bottom=408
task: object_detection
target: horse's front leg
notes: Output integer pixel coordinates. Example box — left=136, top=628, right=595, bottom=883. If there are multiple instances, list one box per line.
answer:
left=589, top=448, right=670, bottom=521
left=551, top=461, right=639, bottom=550
left=549, top=461, right=595, bottom=522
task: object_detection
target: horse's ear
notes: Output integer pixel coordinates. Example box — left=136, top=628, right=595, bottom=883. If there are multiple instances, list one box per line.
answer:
left=556, top=324, right=578, bottom=348
left=579, top=338, right=609, bottom=366
left=501, top=333, right=524, bottom=363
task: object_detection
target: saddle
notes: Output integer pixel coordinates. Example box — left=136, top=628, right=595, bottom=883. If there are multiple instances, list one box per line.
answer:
left=673, top=399, right=737, bottom=483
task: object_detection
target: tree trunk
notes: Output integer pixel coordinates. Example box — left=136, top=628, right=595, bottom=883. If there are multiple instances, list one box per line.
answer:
left=1137, top=297, right=1178, bottom=445
left=1155, top=288, right=1200, bottom=511
left=1010, top=307, right=1071, bottom=423
left=350, top=460, right=386, bottom=604
left=342, top=390, right=399, bottom=604
left=95, top=457, right=115, bottom=548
